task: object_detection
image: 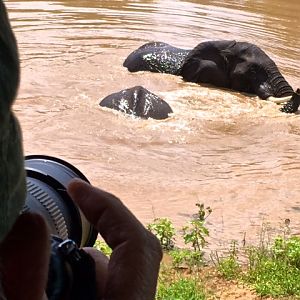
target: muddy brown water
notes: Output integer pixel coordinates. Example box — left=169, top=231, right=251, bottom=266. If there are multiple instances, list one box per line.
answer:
left=6, top=0, right=300, bottom=250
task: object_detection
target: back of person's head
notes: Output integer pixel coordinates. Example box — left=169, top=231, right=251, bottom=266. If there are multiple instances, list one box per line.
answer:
left=0, top=0, right=26, bottom=247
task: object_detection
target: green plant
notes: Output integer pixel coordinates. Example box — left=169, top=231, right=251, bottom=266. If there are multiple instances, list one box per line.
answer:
left=217, top=256, right=241, bottom=280
left=156, top=276, right=206, bottom=300
left=194, top=203, right=212, bottom=222
left=244, top=235, right=300, bottom=297
left=213, top=241, right=241, bottom=280
left=182, top=219, right=209, bottom=252
left=182, top=203, right=211, bottom=252
left=147, top=218, right=176, bottom=250
left=169, top=248, right=203, bottom=270
left=245, top=252, right=300, bottom=297
left=93, top=239, right=112, bottom=257
left=273, top=236, right=300, bottom=268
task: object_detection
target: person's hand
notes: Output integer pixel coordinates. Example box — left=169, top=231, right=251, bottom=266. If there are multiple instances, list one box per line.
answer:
left=67, top=179, right=163, bottom=300
left=0, top=213, right=50, bottom=300
left=0, top=179, right=162, bottom=300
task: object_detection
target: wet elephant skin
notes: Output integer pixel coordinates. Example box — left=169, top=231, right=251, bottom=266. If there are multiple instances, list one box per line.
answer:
left=99, top=86, right=173, bottom=120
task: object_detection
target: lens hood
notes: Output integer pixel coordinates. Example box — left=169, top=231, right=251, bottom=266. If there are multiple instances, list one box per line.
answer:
left=24, top=155, right=97, bottom=247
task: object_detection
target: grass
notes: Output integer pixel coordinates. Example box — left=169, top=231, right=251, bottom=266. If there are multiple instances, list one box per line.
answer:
left=243, top=236, right=300, bottom=297
left=156, top=262, right=207, bottom=300
left=246, top=257, right=300, bottom=297
left=161, top=233, right=300, bottom=299
left=93, top=207, right=300, bottom=299
left=211, top=230, right=300, bottom=298
left=156, top=275, right=206, bottom=300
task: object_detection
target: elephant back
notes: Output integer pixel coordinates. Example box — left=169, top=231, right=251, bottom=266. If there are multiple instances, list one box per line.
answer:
left=123, top=42, right=190, bottom=74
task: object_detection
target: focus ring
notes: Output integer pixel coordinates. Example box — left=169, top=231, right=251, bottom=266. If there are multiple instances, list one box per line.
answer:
left=26, top=179, right=68, bottom=239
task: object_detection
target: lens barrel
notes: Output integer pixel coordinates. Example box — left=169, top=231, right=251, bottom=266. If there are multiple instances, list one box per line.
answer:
left=24, top=155, right=97, bottom=247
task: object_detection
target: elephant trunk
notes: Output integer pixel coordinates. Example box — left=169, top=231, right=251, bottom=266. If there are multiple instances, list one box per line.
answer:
left=266, top=63, right=294, bottom=97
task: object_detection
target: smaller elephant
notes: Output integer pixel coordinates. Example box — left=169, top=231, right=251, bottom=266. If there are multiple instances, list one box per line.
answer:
left=99, top=86, right=173, bottom=120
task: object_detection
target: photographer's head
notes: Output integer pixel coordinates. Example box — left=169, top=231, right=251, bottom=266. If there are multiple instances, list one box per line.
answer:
left=0, top=0, right=20, bottom=109
left=0, top=0, right=26, bottom=243
left=0, top=3, right=51, bottom=300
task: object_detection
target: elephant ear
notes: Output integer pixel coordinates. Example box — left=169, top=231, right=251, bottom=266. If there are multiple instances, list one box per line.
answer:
left=220, top=40, right=236, bottom=54
left=179, top=40, right=236, bottom=81
left=219, top=40, right=237, bottom=66
left=222, top=40, right=236, bottom=50
left=178, top=58, right=203, bottom=82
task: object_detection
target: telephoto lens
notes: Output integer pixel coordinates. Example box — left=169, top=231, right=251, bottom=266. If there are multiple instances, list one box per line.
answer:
left=24, top=155, right=97, bottom=247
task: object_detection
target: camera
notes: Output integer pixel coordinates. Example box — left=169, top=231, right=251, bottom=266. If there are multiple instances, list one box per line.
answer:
left=23, top=155, right=98, bottom=300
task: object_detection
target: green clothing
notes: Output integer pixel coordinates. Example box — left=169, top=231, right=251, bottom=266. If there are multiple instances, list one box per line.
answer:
left=0, top=0, right=25, bottom=242
left=0, top=113, right=26, bottom=242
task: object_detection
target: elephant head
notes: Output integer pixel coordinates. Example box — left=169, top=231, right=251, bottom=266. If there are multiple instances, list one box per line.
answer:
left=179, top=40, right=298, bottom=112
left=99, top=86, right=173, bottom=119
left=219, top=42, right=295, bottom=100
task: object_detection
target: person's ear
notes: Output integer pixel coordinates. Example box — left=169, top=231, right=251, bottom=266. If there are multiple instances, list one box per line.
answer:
left=0, top=213, right=50, bottom=300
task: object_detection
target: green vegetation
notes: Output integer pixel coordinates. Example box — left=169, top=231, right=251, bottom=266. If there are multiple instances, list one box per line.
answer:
left=213, top=241, right=241, bottom=280
left=156, top=275, right=206, bottom=300
left=166, top=203, right=212, bottom=272
left=93, top=239, right=112, bottom=256
left=212, top=222, right=300, bottom=298
left=94, top=203, right=300, bottom=299
left=147, top=217, right=176, bottom=250
left=244, top=235, right=300, bottom=297
left=169, top=248, right=203, bottom=270
left=182, top=203, right=211, bottom=252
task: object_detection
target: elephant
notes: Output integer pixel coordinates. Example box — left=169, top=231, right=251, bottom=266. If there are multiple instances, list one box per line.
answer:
left=99, top=86, right=173, bottom=120
left=123, top=40, right=300, bottom=113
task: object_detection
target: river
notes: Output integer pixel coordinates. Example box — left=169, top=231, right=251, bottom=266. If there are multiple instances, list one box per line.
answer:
left=6, top=0, right=300, bottom=250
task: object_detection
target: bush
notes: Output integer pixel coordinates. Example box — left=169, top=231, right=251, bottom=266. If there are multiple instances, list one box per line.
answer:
left=182, top=219, right=209, bottom=252
left=214, top=241, right=241, bottom=280
left=147, top=218, right=176, bottom=250
left=217, top=256, right=241, bottom=280
left=244, top=236, right=300, bottom=297
left=169, top=248, right=204, bottom=270
left=272, top=236, right=300, bottom=268
left=182, top=203, right=211, bottom=252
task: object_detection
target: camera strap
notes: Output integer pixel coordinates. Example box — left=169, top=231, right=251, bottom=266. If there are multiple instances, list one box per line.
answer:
left=59, top=239, right=98, bottom=300
left=47, top=236, right=97, bottom=300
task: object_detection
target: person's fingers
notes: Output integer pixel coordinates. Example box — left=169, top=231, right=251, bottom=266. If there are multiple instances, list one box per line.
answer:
left=67, top=179, right=162, bottom=300
left=0, top=213, right=50, bottom=300
left=83, top=247, right=109, bottom=298
left=67, top=179, right=145, bottom=246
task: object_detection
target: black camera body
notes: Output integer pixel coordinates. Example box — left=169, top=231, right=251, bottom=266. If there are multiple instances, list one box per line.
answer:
left=24, top=155, right=98, bottom=300
left=47, top=235, right=97, bottom=300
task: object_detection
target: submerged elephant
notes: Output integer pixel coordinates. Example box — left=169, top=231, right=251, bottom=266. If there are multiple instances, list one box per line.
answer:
left=123, top=40, right=300, bottom=113
left=99, top=86, right=173, bottom=119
